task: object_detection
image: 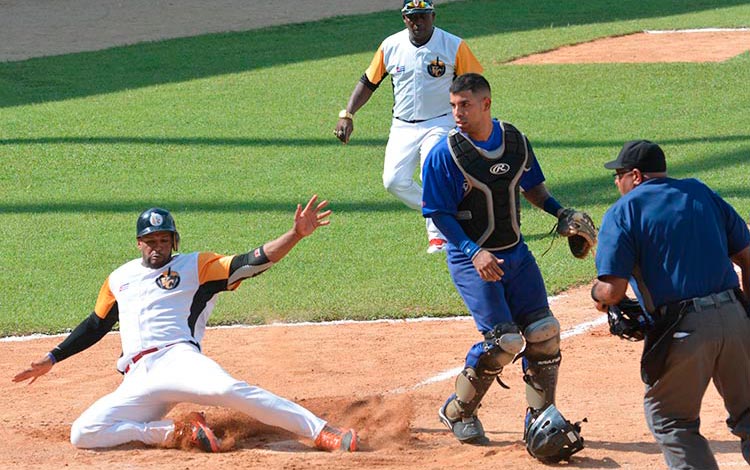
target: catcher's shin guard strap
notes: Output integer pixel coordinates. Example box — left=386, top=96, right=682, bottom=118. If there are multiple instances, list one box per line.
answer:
left=447, top=324, right=524, bottom=421
left=521, top=314, right=561, bottom=409
left=447, top=367, right=496, bottom=420
left=523, top=353, right=561, bottom=411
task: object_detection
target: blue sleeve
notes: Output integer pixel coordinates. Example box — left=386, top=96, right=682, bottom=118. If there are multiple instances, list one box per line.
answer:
left=711, top=189, right=750, bottom=255
left=595, top=204, right=636, bottom=280
left=421, top=139, right=465, bottom=218
left=520, top=140, right=545, bottom=191
left=422, top=139, right=481, bottom=259
left=431, top=213, right=481, bottom=258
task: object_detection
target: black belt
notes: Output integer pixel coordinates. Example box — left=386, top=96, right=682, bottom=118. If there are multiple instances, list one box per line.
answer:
left=669, top=289, right=736, bottom=315
left=394, top=113, right=449, bottom=124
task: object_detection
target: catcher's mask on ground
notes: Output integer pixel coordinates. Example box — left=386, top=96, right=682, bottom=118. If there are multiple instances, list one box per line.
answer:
left=525, top=404, right=585, bottom=463
left=401, top=0, right=434, bottom=15
left=136, top=207, right=180, bottom=251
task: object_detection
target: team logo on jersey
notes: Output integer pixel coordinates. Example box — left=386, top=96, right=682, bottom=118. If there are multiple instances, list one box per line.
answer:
left=489, top=163, right=511, bottom=175
left=427, top=56, right=446, bottom=77
left=149, top=212, right=164, bottom=227
left=156, top=267, right=180, bottom=290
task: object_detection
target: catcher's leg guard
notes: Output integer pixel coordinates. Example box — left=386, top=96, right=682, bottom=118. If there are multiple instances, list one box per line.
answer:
left=441, top=323, right=523, bottom=444
left=521, top=312, right=561, bottom=413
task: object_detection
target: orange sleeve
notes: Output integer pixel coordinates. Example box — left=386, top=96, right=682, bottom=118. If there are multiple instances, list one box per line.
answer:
left=364, top=45, right=388, bottom=85
left=455, top=41, right=483, bottom=76
left=93, top=276, right=117, bottom=319
left=197, top=252, right=239, bottom=290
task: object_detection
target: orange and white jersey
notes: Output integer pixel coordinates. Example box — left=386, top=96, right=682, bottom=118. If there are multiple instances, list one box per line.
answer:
left=94, top=252, right=257, bottom=373
left=365, top=27, right=482, bottom=122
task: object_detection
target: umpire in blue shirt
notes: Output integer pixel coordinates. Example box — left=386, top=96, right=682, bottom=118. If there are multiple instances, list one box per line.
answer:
left=591, top=140, right=750, bottom=469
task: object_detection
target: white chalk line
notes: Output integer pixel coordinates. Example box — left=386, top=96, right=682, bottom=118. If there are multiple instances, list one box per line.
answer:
left=0, top=294, right=572, bottom=342
left=645, top=27, right=750, bottom=34
left=387, top=314, right=608, bottom=394
left=1, top=291, right=610, bottom=393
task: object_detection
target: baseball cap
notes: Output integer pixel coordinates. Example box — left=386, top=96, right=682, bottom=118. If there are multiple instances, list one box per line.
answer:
left=604, top=139, right=667, bottom=172
left=402, top=0, right=435, bottom=15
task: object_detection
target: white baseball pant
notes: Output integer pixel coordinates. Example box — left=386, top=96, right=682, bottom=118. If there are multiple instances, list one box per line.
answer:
left=70, top=342, right=326, bottom=448
left=382, top=114, right=456, bottom=241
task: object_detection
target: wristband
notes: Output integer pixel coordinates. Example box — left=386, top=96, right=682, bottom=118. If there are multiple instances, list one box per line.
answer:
left=46, top=351, right=57, bottom=364
left=459, top=239, right=481, bottom=260
left=543, top=196, right=563, bottom=217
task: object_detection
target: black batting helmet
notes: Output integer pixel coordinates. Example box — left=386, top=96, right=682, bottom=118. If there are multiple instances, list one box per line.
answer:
left=136, top=207, right=180, bottom=251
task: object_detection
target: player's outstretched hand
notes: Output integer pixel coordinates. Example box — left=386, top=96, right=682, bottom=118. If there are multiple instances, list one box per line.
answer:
left=13, top=354, right=54, bottom=385
left=293, top=195, right=331, bottom=238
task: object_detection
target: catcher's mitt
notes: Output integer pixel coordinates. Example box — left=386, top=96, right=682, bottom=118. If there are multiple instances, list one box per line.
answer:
left=556, top=208, right=597, bottom=259
left=607, top=297, right=654, bottom=341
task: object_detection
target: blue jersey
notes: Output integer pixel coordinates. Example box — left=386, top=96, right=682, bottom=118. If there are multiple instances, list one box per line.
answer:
left=422, top=119, right=545, bottom=221
left=422, top=119, right=545, bottom=258
left=596, top=177, right=750, bottom=311
left=421, top=118, right=551, bottom=341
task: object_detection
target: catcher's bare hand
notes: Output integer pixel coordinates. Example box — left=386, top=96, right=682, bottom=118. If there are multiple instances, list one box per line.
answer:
left=334, top=118, right=353, bottom=144
left=472, top=250, right=505, bottom=282
left=557, top=208, right=597, bottom=259
left=13, top=354, right=54, bottom=385
left=293, top=195, right=331, bottom=238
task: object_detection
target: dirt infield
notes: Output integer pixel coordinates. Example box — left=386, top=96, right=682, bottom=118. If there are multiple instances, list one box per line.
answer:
left=4, top=284, right=746, bottom=469
left=508, top=29, right=750, bottom=64
left=4, top=2, right=748, bottom=469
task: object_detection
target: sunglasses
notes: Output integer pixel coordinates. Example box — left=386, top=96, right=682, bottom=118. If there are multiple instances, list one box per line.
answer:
left=612, top=170, right=635, bottom=180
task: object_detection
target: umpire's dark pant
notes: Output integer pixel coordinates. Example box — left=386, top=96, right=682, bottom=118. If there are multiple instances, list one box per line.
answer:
left=644, top=291, right=750, bottom=470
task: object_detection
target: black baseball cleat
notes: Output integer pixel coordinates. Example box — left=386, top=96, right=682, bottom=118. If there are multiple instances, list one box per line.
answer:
left=438, top=396, right=489, bottom=445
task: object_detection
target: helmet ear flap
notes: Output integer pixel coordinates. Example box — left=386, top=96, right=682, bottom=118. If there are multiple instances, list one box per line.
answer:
left=173, top=231, right=181, bottom=252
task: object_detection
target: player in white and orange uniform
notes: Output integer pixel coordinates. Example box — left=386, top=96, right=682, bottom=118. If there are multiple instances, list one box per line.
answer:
left=334, top=0, right=482, bottom=253
left=13, top=197, right=357, bottom=453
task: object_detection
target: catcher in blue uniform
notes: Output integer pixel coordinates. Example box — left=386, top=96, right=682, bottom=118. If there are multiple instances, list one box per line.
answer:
left=421, top=73, right=594, bottom=462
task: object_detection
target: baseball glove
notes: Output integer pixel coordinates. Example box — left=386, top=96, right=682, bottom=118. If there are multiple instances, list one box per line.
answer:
left=607, top=297, right=654, bottom=342
left=556, top=208, right=597, bottom=259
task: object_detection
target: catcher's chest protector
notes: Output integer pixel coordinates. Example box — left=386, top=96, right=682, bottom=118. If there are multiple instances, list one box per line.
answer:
left=449, top=122, right=529, bottom=250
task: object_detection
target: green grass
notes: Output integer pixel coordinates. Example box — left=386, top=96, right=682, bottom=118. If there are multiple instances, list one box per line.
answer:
left=1, top=0, right=749, bottom=335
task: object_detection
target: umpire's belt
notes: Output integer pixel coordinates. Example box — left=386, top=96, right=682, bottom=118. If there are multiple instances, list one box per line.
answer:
left=664, top=289, right=736, bottom=316
left=394, top=112, right=449, bottom=124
